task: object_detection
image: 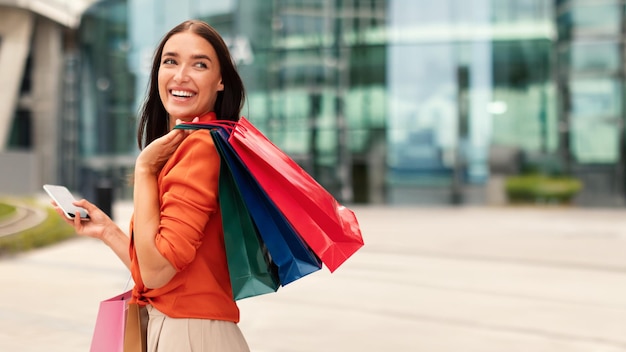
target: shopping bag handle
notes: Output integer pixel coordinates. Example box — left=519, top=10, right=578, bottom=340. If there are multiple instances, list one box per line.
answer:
left=173, top=119, right=238, bottom=132
left=175, top=117, right=258, bottom=133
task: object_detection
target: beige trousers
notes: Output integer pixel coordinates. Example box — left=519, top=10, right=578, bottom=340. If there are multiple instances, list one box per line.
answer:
left=146, top=305, right=250, bottom=352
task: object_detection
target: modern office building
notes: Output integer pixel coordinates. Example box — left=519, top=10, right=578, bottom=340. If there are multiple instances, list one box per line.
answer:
left=0, top=0, right=97, bottom=195
left=2, top=0, right=622, bottom=206
left=555, top=0, right=626, bottom=206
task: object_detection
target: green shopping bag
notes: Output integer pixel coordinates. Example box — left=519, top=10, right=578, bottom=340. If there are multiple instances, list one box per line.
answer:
left=219, top=157, right=280, bottom=300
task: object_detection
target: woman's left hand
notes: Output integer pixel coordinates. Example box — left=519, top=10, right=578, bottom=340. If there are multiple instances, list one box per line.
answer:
left=135, top=118, right=198, bottom=175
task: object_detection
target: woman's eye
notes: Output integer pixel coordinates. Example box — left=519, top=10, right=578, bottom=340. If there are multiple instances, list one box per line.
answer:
left=162, top=58, right=176, bottom=65
left=194, top=62, right=208, bottom=69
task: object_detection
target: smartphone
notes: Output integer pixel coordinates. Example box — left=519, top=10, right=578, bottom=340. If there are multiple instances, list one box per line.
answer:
left=43, top=184, right=90, bottom=220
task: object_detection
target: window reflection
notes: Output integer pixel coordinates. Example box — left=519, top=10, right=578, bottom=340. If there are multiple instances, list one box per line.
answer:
left=569, top=41, right=620, bottom=73
left=570, top=79, right=621, bottom=119
left=558, top=2, right=621, bottom=39
left=569, top=78, right=621, bottom=163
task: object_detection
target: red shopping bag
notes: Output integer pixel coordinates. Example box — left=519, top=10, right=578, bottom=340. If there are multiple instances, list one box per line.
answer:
left=228, top=117, right=363, bottom=272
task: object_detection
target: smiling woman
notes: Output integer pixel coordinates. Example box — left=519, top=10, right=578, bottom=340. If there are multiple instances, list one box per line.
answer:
left=137, top=21, right=245, bottom=149
left=157, top=31, right=225, bottom=128
left=53, top=20, right=250, bottom=352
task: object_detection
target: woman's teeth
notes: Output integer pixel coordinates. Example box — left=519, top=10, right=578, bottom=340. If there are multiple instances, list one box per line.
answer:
left=171, top=90, right=195, bottom=97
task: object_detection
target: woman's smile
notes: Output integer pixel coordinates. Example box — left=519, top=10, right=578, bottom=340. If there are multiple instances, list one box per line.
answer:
left=170, top=89, right=196, bottom=98
left=158, top=31, right=224, bottom=125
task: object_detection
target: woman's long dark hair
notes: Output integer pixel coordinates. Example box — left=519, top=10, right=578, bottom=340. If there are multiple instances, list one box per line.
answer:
left=136, top=20, right=246, bottom=149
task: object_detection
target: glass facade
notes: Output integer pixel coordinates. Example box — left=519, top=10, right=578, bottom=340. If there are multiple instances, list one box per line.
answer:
left=77, top=0, right=621, bottom=205
left=74, top=0, right=136, bottom=199
left=80, top=1, right=135, bottom=156
left=556, top=0, right=626, bottom=206
left=557, top=0, right=623, bottom=163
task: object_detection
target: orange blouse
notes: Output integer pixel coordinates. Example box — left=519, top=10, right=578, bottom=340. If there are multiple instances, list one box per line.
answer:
left=129, top=112, right=239, bottom=322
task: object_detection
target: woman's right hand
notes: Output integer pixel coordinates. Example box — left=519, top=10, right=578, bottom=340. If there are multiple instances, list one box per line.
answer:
left=135, top=118, right=198, bottom=176
left=53, top=198, right=117, bottom=241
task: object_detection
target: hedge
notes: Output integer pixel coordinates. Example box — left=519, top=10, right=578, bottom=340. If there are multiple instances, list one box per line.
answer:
left=0, top=200, right=76, bottom=256
left=505, top=175, right=583, bottom=204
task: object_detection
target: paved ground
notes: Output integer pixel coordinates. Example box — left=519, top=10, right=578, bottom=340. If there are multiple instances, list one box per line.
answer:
left=0, top=203, right=625, bottom=351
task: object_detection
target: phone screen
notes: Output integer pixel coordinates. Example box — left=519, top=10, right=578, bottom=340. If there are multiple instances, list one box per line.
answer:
left=43, top=184, right=90, bottom=220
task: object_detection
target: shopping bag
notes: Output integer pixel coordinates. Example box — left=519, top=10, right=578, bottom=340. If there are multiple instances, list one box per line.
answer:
left=90, top=291, right=128, bottom=352
left=218, top=149, right=280, bottom=300
left=228, top=117, right=363, bottom=272
left=124, top=303, right=148, bottom=352
left=90, top=291, right=147, bottom=352
left=211, top=127, right=322, bottom=285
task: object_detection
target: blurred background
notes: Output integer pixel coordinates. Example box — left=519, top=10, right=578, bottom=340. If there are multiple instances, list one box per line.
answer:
left=0, top=0, right=623, bottom=207
left=2, top=2, right=626, bottom=351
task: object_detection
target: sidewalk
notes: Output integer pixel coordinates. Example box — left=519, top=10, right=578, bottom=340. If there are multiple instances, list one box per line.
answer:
left=0, top=203, right=625, bottom=351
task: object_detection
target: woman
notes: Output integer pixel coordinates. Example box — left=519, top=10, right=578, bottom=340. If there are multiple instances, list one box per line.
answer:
left=56, top=20, right=249, bottom=351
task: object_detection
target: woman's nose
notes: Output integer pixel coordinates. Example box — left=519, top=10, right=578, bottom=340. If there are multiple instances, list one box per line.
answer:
left=173, top=65, right=189, bottom=82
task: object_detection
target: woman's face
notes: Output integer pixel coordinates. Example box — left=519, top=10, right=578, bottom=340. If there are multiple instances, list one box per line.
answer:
left=158, top=31, right=224, bottom=127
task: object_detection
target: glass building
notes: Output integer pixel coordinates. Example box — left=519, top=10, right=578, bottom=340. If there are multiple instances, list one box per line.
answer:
left=39, top=0, right=619, bottom=206
left=555, top=0, right=626, bottom=206
left=386, top=0, right=555, bottom=205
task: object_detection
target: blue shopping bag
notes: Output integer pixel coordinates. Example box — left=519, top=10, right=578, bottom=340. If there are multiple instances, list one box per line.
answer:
left=218, top=152, right=280, bottom=300
left=209, top=127, right=321, bottom=285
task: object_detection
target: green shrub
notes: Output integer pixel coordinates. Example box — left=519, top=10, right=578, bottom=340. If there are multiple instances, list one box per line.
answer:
left=0, top=200, right=76, bottom=256
left=0, top=202, right=16, bottom=220
left=505, top=174, right=583, bottom=204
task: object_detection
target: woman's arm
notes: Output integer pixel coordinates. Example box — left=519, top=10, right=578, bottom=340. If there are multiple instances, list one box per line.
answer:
left=57, top=199, right=131, bottom=269
left=133, top=127, right=221, bottom=289
left=132, top=167, right=176, bottom=289
left=132, top=126, right=194, bottom=289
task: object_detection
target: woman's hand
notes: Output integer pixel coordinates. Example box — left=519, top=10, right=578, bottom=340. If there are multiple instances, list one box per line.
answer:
left=135, top=118, right=198, bottom=175
left=53, top=198, right=115, bottom=240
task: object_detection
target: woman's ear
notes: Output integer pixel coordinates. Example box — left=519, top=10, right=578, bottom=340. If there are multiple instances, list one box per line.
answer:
left=218, top=79, right=224, bottom=91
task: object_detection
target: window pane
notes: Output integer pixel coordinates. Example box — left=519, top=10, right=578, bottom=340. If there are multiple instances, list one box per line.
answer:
left=570, top=79, right=621, bottom=118
left=570, top=41, right=620, bottom=72
left=571, top=2, right=621, bottom=36
left=572, top=118, right=619, bottom=163
left=569, top=78, right=622, bottom=163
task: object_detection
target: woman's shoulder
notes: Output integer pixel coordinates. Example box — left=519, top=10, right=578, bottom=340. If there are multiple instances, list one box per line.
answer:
left=162, top=129, right=219, bottom=172
left=173, top=132, right=217, bottom=166
left=178, top=129, right=216, bottom=152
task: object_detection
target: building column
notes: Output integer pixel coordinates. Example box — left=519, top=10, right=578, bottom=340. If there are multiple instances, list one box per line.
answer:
left=0, top=7, right=34, bottom=150
left=31, top=18, right=63, bottom=185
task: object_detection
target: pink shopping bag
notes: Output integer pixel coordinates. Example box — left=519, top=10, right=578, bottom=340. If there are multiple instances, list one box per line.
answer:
left=90, top=291, right=131, bottom=352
